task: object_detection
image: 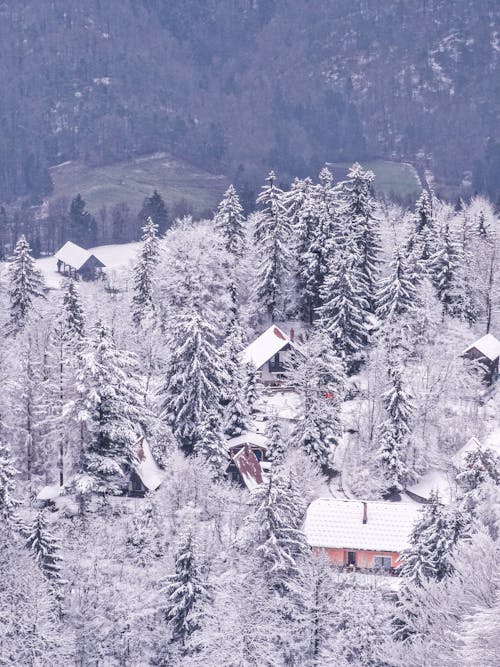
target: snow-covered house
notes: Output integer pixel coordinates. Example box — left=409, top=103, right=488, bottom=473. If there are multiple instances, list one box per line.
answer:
left=55, top=241, right=106, bottom=281
left=462, top=333, right=500, bottom=384
left=127, top=436, right=164, bottom=496
left=304, top=498, right=420, bottom=572
left=225, top=431, right=269, bottom=489
left=241, top=324, right=302, bottom=385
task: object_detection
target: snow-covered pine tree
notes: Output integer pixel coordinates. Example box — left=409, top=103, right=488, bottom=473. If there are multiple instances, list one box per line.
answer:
left=61, top=280, right=85, bottom=339
left=0, top=439, right=19, bottom=526
left=376, top=247, right=419, bottom=321
left=317, top=252, right=371, bottom=367
left=161, top=308, right=228, bottom=455
left=430, top=223, right=462, bottom=316
left=131, top=216, right=161, bottom=328
left=376, top=365, right=415, bottom=492
left=6, top=235, right=45, bottom=336
left=162, top=530, right=209, bottom=651
left=254, top=171, right=291, bottom=321
left=214, top=184, right=246, bottom=257
left=407, top=190, right=438, bottom=267
left=194, top=410, right=227, bottom=474
left=286, top=326, right=344, bottom=469
left=224, top=363, right=249, bottom=438
left=243, top=361, right=261, bottom=414
left=456, top=448, right=500, bottom=493
left=399, top=491, right=463, bottom=586
left=294, top=192, right=324, bottom=322
left=249, top=471, right=309, bottom=593
left=72, top=319, right=145, bottom=495
left=266, top=413, right=287, bottom=464
left=25, top=509, right=65, bottom=588
left=337, top=163, right=381, bottom=307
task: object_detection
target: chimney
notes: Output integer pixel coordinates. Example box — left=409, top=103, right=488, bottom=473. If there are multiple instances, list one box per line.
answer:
left=362, top=501, right=368, bottom=524
left=289, top=327, right=295, bottom=342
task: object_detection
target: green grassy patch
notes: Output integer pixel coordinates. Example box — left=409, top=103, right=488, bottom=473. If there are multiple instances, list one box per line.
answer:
left=50, top=152, right=229, bottom=215
left=328, top=159, right=421, bottom=199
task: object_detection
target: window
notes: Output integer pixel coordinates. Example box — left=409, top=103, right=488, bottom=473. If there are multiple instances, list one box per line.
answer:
left=373, top=555, right=392, bottom=570
left=347, top=551, right=356, bottom=566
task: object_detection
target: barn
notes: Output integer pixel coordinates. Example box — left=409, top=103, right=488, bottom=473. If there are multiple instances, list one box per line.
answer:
left=55, top=241, right=106, bottom=281
left=241, top=324, right=302, bottom=385
left=304, top=497, right=420, bottom=572
left=462, top=333, right=500, bottom=384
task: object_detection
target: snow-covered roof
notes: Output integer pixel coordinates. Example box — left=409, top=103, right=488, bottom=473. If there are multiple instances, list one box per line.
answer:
left=406, top=469, right=454, bottom=504
left=226, top=431, right=268, bottom=450
left=233, top=445, right=264, bottom=491
left=55, top=241, right=105, bottom=270
left=241, top=325, right=301, bottom=370
left=37, top=484, right=64, bottom=501
left=132, top=437, right=164, bottom=491
left=462, top=334, right=500, bottom=361
left=452, top=436, right=482, bottom=468
left=304, top=498, right=420, bottom=553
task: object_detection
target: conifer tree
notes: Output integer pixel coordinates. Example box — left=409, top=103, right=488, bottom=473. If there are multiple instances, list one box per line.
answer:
left=62, top=280, right=85, bottom=339
left=249, top=472, right=309, bottom=593
left=254, top=171, right=291, bottom=321
left=224, top=365, right=249, bottom=438
left=131, top=217, right=160, bottom=328
left=456, top=448, right=500, bottom=493
left=244, top=362, right=261, bottom=414
left=25, top=509, right=65, bottom=588
left=338, top=163, right=381, bottom=305
left=431, top=223, right=461, bottom=315
left=317, top=253, right=370, bottom=364
left=376, top=247, right=419, bottom=321
left=407, top=190, right=437, bottom=266
left=194, top=410, right=227, bottom=474
left=162, top=530, right=209, bottom=650
left=214, top=184, right=246, bottom=257
left=376, top=365, right=414, bottom=492
left=294, top=192, right=323, bottom=322
left=266, top=413, right=286, bottom=464
left=6, top=235, right=45, bottom=335
left=161, top=309, right=228, bottom=455
left=138, top=190, right=169, bottom=235
left=291, top=398, right=340, bottom=470
left=73, top=319, right=145, bottom=494
left=399, top=492, right=464, bottom=586
left=0, top=439, right=19, bottom=525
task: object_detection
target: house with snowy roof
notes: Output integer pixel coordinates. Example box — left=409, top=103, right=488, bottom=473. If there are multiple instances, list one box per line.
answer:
left=241, top=324, right=302, bottom=385
left=37, top=436, right=164, bottom=503
left=126, top=436, right=164, bottom=496
left=462, top=333, right=500, bottom=384
left=55, top=241, right=106, bottom=281
left=303, top=498, right=420, bottom=572
left=225, top=431, right=270, bottom=489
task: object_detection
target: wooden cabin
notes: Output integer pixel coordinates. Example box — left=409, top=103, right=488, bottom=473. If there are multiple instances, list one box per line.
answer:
left=55, top=241, right=106, bottom=281
left=225, top=431, right=270, bottom=489
left=241, top=325, right=303, bottom=386
left=462, top=334, right=500, bottom=384
left=304, top=498, right=420, bottom=573
left=126, top=436, right=164, bottom=497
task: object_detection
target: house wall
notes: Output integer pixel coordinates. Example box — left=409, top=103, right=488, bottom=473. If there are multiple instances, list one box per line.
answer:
left=259, top=346, right=294, bottom=384
left=315, top=547, right=401, bottom=569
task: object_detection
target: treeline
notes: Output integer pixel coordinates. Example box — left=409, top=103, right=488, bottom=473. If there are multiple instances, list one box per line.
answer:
left=0, top=190, right=195, bottom=258
left=0, top=1, right=498, bottom=206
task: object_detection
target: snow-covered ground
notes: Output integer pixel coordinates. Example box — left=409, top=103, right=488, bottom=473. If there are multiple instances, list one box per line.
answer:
left=35, top=242, right=141, bottom=289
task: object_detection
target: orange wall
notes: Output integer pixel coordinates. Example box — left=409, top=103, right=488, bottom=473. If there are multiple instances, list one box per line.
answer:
left=315, top=547, right=401, bottom=569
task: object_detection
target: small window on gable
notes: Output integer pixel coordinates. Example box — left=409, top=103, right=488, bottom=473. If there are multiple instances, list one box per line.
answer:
left=373, top=555, right=392, bottom=569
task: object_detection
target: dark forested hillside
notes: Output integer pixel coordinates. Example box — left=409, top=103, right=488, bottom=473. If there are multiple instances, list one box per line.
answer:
left=0, top=0, right=498, bottom=204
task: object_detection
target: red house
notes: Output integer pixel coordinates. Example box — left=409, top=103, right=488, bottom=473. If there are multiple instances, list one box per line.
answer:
left=241, top=324, right=302, bottom=385
left=304, top=498, right=420, bottom=572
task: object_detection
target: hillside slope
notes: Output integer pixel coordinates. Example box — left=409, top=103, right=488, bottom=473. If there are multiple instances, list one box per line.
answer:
left=0, top=1, right=497, bottom=203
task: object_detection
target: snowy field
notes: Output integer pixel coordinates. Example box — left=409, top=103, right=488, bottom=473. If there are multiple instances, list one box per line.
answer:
left=35, top=242, right=141, bottom=289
